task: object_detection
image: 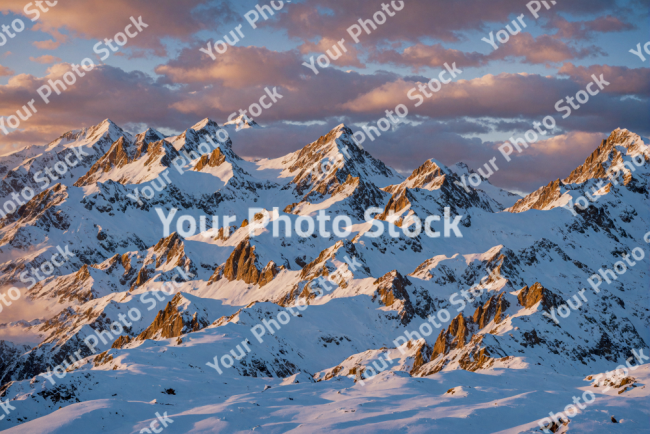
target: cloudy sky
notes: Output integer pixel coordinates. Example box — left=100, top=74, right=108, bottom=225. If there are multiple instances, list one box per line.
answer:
left=0, top=0, right=648, bottom=192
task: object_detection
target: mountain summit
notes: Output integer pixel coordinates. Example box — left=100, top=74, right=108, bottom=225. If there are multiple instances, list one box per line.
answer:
left=223, top=114, right=260, bottom=131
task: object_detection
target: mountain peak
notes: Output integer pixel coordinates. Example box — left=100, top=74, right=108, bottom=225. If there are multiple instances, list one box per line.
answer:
left=95, top=118, right=124, bottom=135
left=223, top=114, right=260, bottom=131
left=384, top=159, right=450, bottom=194
left=332, top=123, right=350, bottom=132
left=562, top=128, right=648, bottom=185
left=329, top=123, right=355, bottom=140
left=509, top=128, right=649, bottom=213
left=191, top=118, right=220, bottom=131
left=283, top=123, right=403, bottom=200
left=85, top=118, right=129, bottom=143
left=88, top=118, right=121, bottom=133
left=135, top=128, right=166, bottom=145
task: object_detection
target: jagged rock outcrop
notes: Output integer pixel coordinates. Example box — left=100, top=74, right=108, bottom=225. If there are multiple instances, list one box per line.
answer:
left=517, top=282, right=563, bottom=312
left=457, top=346, right=499, bottom=372
left=377, top=190, right=413, bottom=222
left=137, top=294, right=209, bottom=341
left=384, top=159, right=446, bottom=194
left=409, top=340, right=433, bottom=374
left=432, top=314, right=473, bottom=361
left=111, top=335, right=132, bottom=349
left=224, top=238, right=259, bottom=284
left=372, top=270, right=414, bottom=324
left=152, top=232, right=187, bottom=268
left=74, top=137, right=134, bottom=186
left=426, top=294, right=511, bottom=372
left=194, top=148, right=226, bottom=171
left=209, top=238, right=279, bottom=287
left=258, top=261, right=280, bottom=287
left=508, top=179, right=562, bottom=213
left=1, top=183, right=70, bottom=231
left=0, top=119, right=128, bottom=208
left=473, top=293, right=509, bottom=329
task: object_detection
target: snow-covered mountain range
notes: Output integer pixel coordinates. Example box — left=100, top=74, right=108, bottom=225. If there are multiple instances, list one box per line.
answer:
left=0, top=119, right=648, bottom=433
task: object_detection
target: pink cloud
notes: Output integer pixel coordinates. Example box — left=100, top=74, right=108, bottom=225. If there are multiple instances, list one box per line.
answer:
left=300, top=37, right=366, bottom=68
left=270, top=0, right=626, bottom=46
left=489, top=34, right=604, bottom=65
left=0, top=65, right=14, bottom=77
left=545, top=16, right=635, bottom=40
left=559, top=63, right=650, bottom=96
left=29, top=55, right=62, bottom=64
left=0, top=0, right=237, bottom=56
left=30, top=24, right=69, bottom=50
left=0, top=64, right=179, bottom=150
left=369, top=44, right=487, bottom=70
left=32, top=40, right=62, bottom=50
left=368, top=34, right=602, bottom=72
left=155, top=45, right=302, bottom=89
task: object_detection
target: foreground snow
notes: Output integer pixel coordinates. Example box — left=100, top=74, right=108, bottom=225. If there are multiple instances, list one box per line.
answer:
left=3, top=365, right=649, bottom=433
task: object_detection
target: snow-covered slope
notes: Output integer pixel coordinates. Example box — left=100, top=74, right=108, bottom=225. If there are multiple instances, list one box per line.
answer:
left=0, top=121, right=648, bottom=433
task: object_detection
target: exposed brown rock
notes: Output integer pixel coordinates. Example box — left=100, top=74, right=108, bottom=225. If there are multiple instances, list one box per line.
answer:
left=458, top=346, right=498, bottom=372
left=283, top=203, right=298, bottom=214
left=517, top=282, right=561, bottom=312
left=210, top=238, right=278, bottom=287
left=319, top=365, right=344, bottom=382
left=331, top=174, right=359, bottom=196
left=124, top=234, right=191, bottom=292
left=153, top=232, right=186, bottom=267
left=425, top=298, right=513, bottom=374
left=137, top=294, right=208, bottom=341
left=431, top=314, right=472, bottom=361
left=214, top=226, right=232, bottom=241
left=94, top=351, right=113, bottom=366
left=208, top=264, right=224, bottom=284
left=378, top=190, right=412, bottom=221
left=194, top=148, right=226, bottom=171
left=473, top=293, right=509, bottom=329
left=74, top=137, right=132, bottom=186
left=510, top=129, right=648, bottom=213
left=509, top=179, right=562, bottom=213
left=223, top=238, right=258, bottom=284
left=299, top=240, right=346, bottom=280
left=142, top=140, right=175, bottom=167
left=111, top=335, right=132, bottom=349
left=407, top=160, right=445, bottom=184
left=563, top=137, right=612, bottom=185
left=541, top=418, right=570, bottom=433
left=410, top=341, right=433, bottom=374
left=3, top=183, right=69, bottom=230
left=258, top=261, right=280, bottom=287
left=133, top=267, right=150, bottom=289
left=384, top=160, right=447, bottom=194
left=73, top=265, right=92, bottom=285
left=121, top=254, right=132, bottom=272
left=372, top=270, right=414, bottom=324
left=596, top=375, right=639, bottom=394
